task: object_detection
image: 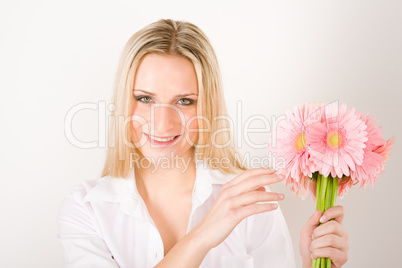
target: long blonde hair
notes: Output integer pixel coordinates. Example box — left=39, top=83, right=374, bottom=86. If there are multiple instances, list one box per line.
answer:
left=101, top=19, right=248, bottom=179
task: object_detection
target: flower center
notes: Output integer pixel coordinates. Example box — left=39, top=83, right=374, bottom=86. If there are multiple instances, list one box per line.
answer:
left=326, top=130, right=343, bottom=150
left=294, top=132, right=306, bottom=152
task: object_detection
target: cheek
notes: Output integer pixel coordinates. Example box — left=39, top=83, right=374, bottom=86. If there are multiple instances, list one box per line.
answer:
left=132, top=105, right=150, bottom=119
left=130, top=106, right=149, bottom=136
left=130, top=120, right=142, bottom=143
left=190, top=119, right=198, bottom=134
left=185, top=111, right=199, bottom=136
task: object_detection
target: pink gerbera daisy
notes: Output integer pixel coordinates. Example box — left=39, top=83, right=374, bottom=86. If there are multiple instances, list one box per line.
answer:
left=351, top=113, right=386, bottom=189
left=268, top=103, right=323, bottom=199
left=374, top=136, right=395, bottom=175
left=337, top=176, right=357, bottom=199
left=306, top=102, right=368, bottom=179
left=357, top=136, right=396, bottom=188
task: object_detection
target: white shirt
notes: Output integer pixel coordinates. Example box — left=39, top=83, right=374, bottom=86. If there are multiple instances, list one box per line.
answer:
left=57, top=158, right=297, bottom=268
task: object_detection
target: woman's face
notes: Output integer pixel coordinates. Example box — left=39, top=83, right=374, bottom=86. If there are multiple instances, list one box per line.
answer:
left=131, top=53, right=199, bottom=163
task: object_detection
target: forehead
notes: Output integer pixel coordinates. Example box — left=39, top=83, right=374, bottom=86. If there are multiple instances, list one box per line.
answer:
left=133, top=53, right=198, bottom=95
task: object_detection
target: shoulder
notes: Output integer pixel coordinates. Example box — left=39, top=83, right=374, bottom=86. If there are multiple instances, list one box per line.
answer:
left=57, top=179, right=100, bottom=230
left=64, top=175, right=134, bottom=204
left=57, top=176, right=116, bottom=227
left=58, top=175, right=136, bottom=226
left=58, top=177, right=101, bottom=212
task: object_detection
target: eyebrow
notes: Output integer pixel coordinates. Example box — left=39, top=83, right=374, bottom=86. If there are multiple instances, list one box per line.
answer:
left=133, top=89, right=198, bottom=98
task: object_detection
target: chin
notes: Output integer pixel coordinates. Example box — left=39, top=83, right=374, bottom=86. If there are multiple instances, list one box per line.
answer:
left=139, top=146, right=194, bottom=161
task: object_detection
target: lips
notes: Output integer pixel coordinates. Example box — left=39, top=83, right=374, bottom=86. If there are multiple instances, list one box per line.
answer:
left=144, top=133, right=180, bottom=146
left=145, top=133, right=179, bottom=141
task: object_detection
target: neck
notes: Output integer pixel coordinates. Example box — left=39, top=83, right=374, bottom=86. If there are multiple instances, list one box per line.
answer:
left=135, top=152, right=196, bottom=201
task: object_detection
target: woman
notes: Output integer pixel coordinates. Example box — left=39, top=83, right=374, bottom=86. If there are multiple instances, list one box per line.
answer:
left=58, top=19, right=349, bottom=268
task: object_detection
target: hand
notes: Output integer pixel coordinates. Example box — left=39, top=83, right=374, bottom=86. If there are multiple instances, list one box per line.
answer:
left=193, top=168, right=285, bottom=251
left=299, top=206, right=349, bottom=268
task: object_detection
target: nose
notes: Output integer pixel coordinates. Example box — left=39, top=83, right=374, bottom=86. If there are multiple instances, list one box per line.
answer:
left=150, top=104, right=181, bottom=135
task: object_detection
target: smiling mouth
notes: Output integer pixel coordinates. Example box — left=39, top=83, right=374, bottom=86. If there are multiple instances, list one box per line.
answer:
left=144, top=133, right=180, bottom=143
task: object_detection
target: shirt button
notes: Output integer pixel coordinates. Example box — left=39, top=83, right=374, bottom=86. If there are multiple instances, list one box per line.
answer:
left=155, top=252, right=158, bottom=259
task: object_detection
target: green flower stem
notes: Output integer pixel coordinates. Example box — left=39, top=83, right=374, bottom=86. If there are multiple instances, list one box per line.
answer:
left=332, top=176, right=338, bottom=207
left=311, top=173, right=339, bottom=268
left=324, top=176, right=330, bottom=210
left=327, top=176, right=333, bottom=210
left=312, top=174, right=321, bottom=268
left=316, top=174, right=321, bottom=210
left=322, top=175, right=327, bottom=268
left=320, top=175, right=328, bottom=211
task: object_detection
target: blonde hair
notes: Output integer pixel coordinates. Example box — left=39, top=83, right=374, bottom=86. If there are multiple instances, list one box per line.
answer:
left=101, top=19, right=248, bottom=179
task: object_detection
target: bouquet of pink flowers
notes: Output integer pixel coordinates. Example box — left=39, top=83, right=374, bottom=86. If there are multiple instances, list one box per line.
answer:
left=268, top=101, right=395, bottom=268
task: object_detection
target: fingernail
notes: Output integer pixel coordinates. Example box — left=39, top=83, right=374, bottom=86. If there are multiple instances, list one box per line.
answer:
left=309, top=245, right=312, bottom=252
left=312, top=234, right=315, bottom=240
left=320, top=215, right=326, bottom=223
left=277, top=174, right=284, bottom=179
left=310, top=253, right=313, bottom=259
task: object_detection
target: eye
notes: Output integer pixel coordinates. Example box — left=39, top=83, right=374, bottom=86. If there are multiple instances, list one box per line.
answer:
left=136, top=96, right=153, bottom=103
left=178, top=98, right=195, bottom=106
left=135, top=95, right=196, bottom=106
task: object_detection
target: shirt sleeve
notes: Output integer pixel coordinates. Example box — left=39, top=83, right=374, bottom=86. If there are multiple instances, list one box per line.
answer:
left=57, top=184, right=119, bottom=268
left=245, top=187, right=297, bottom=268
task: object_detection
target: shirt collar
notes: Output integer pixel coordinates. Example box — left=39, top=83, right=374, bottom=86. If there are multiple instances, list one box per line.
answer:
left=81, top=157, right=236, bottom=219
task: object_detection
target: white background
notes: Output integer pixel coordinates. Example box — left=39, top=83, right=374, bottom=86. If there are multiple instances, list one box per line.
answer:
left=1, top=0, right=401, bottom=267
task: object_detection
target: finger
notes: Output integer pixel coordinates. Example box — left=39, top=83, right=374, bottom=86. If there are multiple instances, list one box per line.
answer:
left=312, top=220, right=348, bottom=241
left=223, top=168, right=276, bottom=189
left=235, top=201, right=279, bottom=221
left=255, top=186, right=266, bottom=191
left=225, top=173, right=284, bottom=197
left=232, top=190, right=284, bottom=207
left=319, top=205, right=345, bottom=225
left=300, top=209, right=322, bottom=237
left=310, top=234, right=349, bottom=252
left=311, top=247, right=348, bottom=265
